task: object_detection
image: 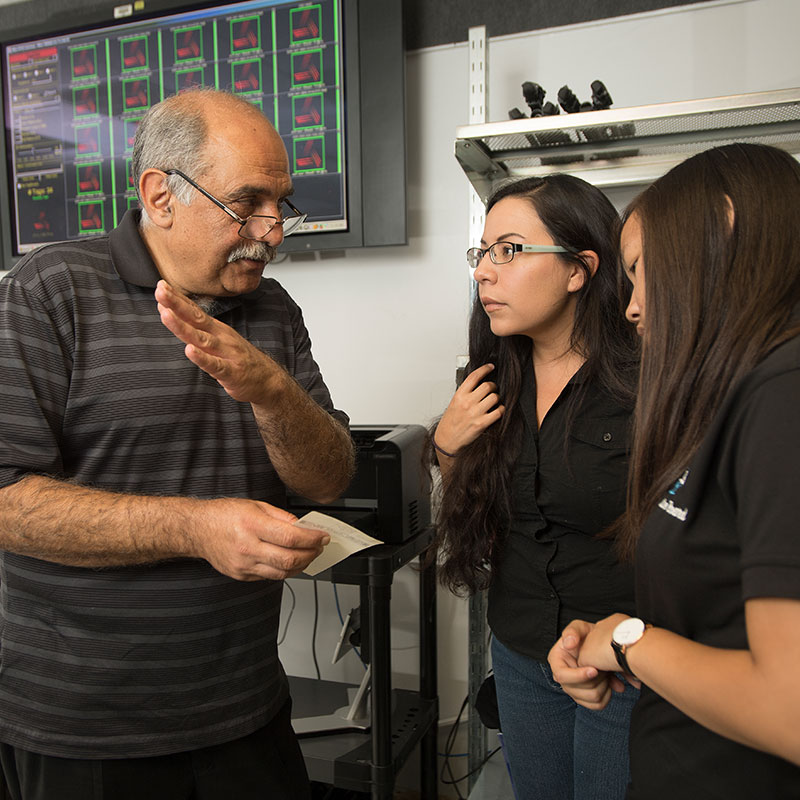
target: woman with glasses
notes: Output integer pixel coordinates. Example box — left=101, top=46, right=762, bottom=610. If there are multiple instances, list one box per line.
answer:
left=549, top=143, right=800, bottom=798
left=430, top=174, right=639, bottom=799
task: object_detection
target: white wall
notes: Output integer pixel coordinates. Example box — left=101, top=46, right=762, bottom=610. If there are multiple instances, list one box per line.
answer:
left=273, top=0, right=800, bottom=789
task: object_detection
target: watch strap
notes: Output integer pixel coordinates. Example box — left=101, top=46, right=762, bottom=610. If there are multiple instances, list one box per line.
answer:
left=612, top=640, right=635, bottom=677
left=612, top=623, right=652, bottom=679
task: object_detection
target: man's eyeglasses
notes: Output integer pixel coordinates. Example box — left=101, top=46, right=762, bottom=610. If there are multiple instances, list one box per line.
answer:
left=466, top=241, right=567, bottom=270
left=164, top=168, right=307, bottom=240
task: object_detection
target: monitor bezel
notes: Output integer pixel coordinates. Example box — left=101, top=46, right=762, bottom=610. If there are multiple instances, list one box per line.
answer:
left=0, top=0, right=405, bottom=268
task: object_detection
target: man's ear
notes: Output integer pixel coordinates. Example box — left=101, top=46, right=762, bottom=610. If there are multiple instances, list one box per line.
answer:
left=567, top=250, right=599, bottom=293
left=139, top=169, right=174, bottom=229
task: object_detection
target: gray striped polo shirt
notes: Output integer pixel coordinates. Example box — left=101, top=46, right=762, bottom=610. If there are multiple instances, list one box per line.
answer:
left=0, top=210, right=348, bottom=758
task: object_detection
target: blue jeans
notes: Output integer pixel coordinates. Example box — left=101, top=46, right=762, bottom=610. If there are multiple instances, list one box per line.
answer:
left=491, top=636, right=638, bottom=800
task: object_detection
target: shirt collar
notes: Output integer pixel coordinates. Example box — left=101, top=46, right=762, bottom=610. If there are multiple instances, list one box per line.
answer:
left=570, top=360, right=589, bottom=385
left=108, top=208, right=267, bottom=313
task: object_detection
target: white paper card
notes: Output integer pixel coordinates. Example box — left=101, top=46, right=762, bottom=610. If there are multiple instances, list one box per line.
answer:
left=295, top=511, right=382, bottom=576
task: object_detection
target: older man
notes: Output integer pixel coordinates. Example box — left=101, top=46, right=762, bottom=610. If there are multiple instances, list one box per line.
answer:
left=0, top=89, right=354, bottom=799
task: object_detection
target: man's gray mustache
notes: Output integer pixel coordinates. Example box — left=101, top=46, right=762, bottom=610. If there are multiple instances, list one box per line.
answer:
left=227, top=243, right=276, bottom=263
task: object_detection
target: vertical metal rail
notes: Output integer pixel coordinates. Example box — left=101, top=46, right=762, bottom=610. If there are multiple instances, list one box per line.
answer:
left=466, top=24, right=489, bottom=797
left=368, top=577, right=393, bottom=798
left=420, top=551, right=439, bottom=798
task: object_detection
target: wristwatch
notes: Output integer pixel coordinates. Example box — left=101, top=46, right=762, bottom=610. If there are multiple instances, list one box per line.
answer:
left=611, top=617, right=651, bottom=678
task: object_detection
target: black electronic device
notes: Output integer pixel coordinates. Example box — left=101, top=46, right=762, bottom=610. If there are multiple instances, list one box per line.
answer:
left=521, top=80, right=545, bottom=116
left=0, top=0, right=406, bottom=268
left=558, top=84, right=590, bottom=114
left=518, top=81, right=559, bottom=118
left=591, top=80, right=614, bottom=110
left=287, top=424, right=431, bottom=545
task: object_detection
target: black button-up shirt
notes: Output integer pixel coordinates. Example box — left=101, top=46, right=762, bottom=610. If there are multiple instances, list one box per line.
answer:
left=488, top=361, right=635, bottom=662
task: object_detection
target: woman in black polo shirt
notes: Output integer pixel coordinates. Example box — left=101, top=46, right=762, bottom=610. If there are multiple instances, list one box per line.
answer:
left=549, top=142, right=800, bottom=798
left=430, top=174, right=639, bottom=799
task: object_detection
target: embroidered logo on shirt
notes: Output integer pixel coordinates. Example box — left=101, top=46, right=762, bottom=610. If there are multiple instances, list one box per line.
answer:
left=658, top=469, right=689, bottom=522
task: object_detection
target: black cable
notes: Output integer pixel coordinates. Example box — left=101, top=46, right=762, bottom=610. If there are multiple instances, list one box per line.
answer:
left=311, top=579, right=321, bottom=680
left=439, top=689, right=503, bottom=797
left=277, top=581, right=296, bottom=645
left=440, top=745, right=502, bottom=787
left=332, top=583, right=366, bottom=667
left=440, top=693, right=469, bottom=800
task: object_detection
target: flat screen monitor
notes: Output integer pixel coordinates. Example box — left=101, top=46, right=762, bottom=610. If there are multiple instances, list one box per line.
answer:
left=0, top=0, right=406, bottom=266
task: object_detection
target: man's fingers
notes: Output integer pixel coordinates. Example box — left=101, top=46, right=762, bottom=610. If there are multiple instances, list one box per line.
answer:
left=155, top=280, right=211, bottom=325
left=226, top=526, right=325, bottom=579
left=254, top=511, right=330, bottom=550
left=252, top=540, right=323, bottom=575
left=156, top=298, right=220, bottom=349
left=182, top=343, right=230, bottom=381
left=155, top=283, right=263, bottom=396
left=260, top=503, right=299, bottom=523
left=157, top=303, right=221, bottom=361
left=156, top=283, right=230, bottom=357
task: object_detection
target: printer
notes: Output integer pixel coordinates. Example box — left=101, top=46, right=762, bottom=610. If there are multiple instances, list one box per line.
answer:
left=286, top=424, right=431, bottom=544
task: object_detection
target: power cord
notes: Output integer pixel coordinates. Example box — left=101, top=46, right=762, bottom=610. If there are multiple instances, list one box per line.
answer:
left=332, top=583, right=367, bottom=668
left=311, top=579, right=321, bottom=680
left=439, top=693, right=501, bottom=799
left=277, top=581, right=296, bottom=645
left=281, top=580, right=365, bottom=677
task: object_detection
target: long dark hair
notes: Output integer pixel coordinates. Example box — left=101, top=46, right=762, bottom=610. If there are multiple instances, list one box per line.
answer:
left=619, top=142, right=800, bottom=559
left=431, top=174, right=639, bottom=595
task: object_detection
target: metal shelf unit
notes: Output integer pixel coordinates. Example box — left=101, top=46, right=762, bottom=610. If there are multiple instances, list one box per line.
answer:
left=291, top=528, right=438, bottom=800
left=455, top=87, right=800, bottom=198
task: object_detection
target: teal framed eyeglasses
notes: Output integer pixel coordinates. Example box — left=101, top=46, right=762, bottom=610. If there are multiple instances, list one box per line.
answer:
left=467, top=241, right=568, bottom=270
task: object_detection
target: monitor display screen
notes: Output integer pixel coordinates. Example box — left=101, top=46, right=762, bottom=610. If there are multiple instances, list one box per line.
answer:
left=2, top=0, right=348, bottom=256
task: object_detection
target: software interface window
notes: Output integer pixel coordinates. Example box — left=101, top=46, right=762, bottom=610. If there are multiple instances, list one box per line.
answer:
left=3, top=0, right=348, bottom=255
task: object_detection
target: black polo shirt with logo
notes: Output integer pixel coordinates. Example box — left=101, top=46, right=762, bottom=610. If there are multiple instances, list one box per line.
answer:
left=630, top=334, right=800, bottom=799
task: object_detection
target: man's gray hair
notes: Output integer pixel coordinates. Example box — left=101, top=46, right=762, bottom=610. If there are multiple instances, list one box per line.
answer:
left=131, top=88, right=264, bottom=226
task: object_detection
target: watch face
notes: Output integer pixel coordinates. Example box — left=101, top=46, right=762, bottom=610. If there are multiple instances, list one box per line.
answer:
left=613, top=617, right=646, bottom=646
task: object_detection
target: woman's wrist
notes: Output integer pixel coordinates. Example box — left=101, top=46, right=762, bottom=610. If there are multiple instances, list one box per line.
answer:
left=432, top=435, right=458, bottom=459
left=610, top=617, right=651, bottom=678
